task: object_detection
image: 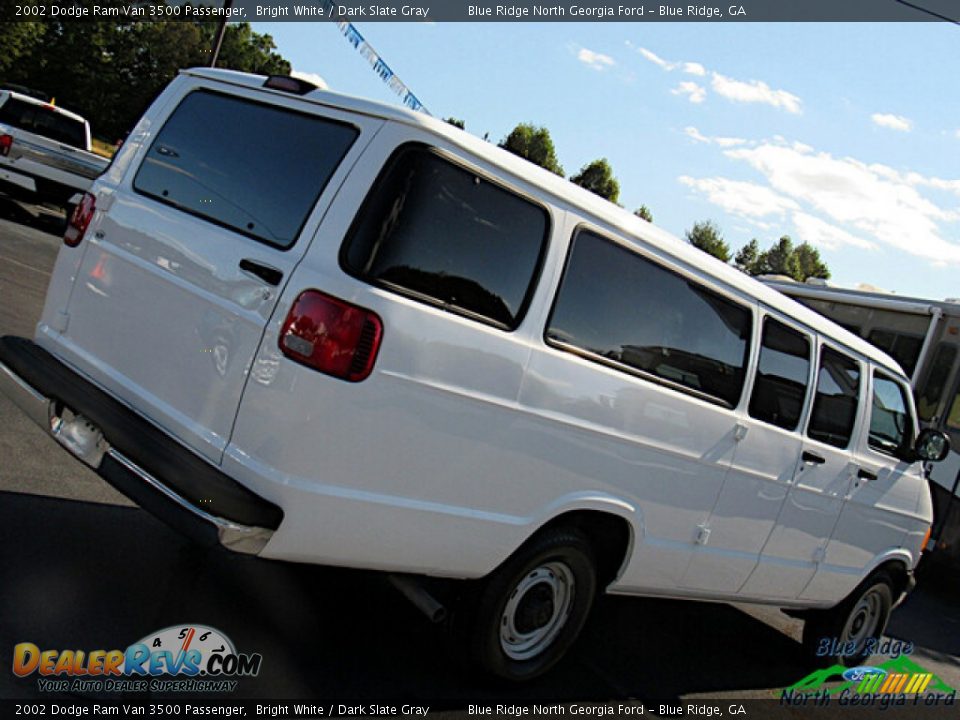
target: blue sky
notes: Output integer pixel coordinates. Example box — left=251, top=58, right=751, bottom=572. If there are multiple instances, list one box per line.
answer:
left=255, top=21, right=960, bottom=300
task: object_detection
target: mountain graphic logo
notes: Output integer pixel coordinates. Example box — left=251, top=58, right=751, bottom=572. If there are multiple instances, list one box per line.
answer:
left=786, top=656, right=956, bottom=696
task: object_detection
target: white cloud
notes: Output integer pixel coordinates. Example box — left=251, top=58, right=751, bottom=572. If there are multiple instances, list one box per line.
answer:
left=672, top=81, right=706, bottom=104
left=871, top=113, right=912, bottom=132
left=715, top=136, right=747, bottom=148
left=577, top=48, right=616, bottom=71
left=679, top=175, right=799, bottom=218
left=684, top=126, right=746, bottom=147
left=956, top=129, right=960, bottom=139
left=906, top=173, right=960, bottom=196
left=290, top=70, right=328, bottom=89
left=630, top=46, right=803, bottom=114
left=724, top=142, right=960, bottom=263
left=684, top=126, right=711, bottom=143
left=792, top=212, right=876, bottom=250
left=710, top=73, right=802, bottom=114
left=638, top=47, right=676, bottom=70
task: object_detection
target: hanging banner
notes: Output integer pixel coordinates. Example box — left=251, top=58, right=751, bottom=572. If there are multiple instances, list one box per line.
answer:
left=324, top=1, right=430, bottom=114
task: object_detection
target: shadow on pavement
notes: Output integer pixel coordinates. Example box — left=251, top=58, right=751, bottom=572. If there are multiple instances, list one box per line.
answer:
left=0, top=195, right=65, bottom=236
left=886, top=560, right=960, bottom=661
left=0, top=491, right=825, bottom=704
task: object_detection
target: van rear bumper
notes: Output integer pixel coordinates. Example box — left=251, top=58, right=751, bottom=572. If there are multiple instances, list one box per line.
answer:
left=0, top=335, right=282, bottom=554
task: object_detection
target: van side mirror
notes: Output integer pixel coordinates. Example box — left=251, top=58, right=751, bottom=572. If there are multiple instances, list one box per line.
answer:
left=914, top=428, right=950, bottom=463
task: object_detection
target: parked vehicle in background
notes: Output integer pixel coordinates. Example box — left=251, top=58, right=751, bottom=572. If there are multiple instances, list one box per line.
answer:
left=0, top=83, right=51, bottom=102
left=763, top=278, right=960, bottom=573
left=0, top=68, right=951, bottom=681
left=0, top=90, right=109, bottom=216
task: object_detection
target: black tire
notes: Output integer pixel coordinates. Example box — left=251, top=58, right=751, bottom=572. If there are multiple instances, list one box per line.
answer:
left=468, top=527, right=596, bottom=681
left=802, top=571, right=895, bottom=667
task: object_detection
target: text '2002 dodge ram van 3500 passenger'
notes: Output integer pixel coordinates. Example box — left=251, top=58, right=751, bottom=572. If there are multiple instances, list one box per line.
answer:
left=0, top=68, right=951, bottom=681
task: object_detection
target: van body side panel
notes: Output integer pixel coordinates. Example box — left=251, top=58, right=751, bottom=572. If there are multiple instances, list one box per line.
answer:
left=226, top=126, right=572, bottom=573
left=518, top=345, right=738, bottom=591
left=36, top=82, right=185, bottom=349
left=801, top=370, right=929, bottom=603
left=687, top=419, right=800, bottom=595
left=750, top=340, right=861, bottom=601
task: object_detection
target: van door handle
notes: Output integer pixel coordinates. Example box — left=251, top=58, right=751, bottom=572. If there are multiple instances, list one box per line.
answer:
left=239, top=259, right=283, bottom=286
left=857, top=468, right=878, bottom=481
left=802, top=451, right=826, bottom=465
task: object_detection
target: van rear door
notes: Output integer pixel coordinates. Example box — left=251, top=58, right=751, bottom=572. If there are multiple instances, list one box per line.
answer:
left=48, top=77, right=381, bottom=464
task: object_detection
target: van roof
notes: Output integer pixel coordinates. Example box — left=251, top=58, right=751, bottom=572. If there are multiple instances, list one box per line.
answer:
left=182, top=67, right=905, bottom=378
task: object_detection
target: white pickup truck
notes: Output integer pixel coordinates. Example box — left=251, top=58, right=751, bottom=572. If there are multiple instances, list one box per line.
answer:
left=0, top=89, right=109, bottom=215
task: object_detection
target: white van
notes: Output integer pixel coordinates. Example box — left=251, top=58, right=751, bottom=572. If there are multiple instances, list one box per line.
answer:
left=0, top=68, right=950, bottom=681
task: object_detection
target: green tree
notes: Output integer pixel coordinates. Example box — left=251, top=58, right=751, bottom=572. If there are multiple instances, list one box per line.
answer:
left=4, top=16, right=293, bottom=141
left=634, top=205, right=653, bottom=222
left=686, top=220, right=731, bottom=262
left=758, top=236, right=801, bottom=279
left=734, top=238, right=761, bottom=274
left=0, top=22, right=46, bottom=78
left=570, top=158, right=620, bottom=203
left=444, top=117, right=465, bottom=130
left=200, top=22, right=290, bottom=75
left=794, top=241, right=831, bottom=280
left=735, top=236, right=831, bottom=281
left=498, top=123, right=564, bottom=176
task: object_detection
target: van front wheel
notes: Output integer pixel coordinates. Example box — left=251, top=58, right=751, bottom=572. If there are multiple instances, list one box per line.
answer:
left=470, top=528, right=596, bottom=681
left=802, top=571, right=895, bottom=667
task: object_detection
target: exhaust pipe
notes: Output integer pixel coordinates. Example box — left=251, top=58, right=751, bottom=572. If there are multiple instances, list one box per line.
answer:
left=388, top=574, right=447, bottom=623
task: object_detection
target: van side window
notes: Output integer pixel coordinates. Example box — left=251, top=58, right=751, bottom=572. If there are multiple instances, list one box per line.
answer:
left=342, top=144, right=549, bottom=330
left=134, top=90, right=358, bottom=249
left=546, top=230, right=752, bottom=407
left=748, top=318, right=811, bottom=431
left=869, top=373, right=914, bottom=457
left=807, top=347, right=861, bottom=448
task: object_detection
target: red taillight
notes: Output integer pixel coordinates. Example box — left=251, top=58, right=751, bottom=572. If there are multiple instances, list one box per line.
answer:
left=64, top=192, right=96, bottom=247
left=278, top=290, right=383, bottom=382
left=0, top=134, right=12, bottom=157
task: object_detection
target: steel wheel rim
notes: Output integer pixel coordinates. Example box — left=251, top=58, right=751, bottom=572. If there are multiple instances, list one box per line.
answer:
left=841, top=586, right=884, bottom=655
left=499, top=561, right=575, bottom=661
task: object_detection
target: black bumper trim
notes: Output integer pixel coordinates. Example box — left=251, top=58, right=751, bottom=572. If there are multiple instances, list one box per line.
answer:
left=0, top=335, right=283, bottom=531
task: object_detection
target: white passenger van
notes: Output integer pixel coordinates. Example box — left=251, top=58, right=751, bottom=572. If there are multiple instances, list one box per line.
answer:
left=0, top=68, right=950, bottom=681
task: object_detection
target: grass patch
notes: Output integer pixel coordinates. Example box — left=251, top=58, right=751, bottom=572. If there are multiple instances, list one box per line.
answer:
left=91, top=138, right=117, bottom=159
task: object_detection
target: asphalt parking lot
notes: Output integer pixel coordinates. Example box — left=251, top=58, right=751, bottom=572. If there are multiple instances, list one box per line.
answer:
left=0, top=195, right=957, bottom=707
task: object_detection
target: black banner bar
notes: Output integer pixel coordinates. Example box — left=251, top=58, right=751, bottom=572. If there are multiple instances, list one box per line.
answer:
left=3, top=0, right=960, bottom=23
left=2, top=698, right=960, bottom=719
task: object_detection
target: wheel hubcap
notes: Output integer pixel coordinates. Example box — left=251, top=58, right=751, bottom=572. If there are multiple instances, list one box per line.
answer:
left=841, top=586, right=884, bottom=656
left=499, top=561, right=575, bottom=661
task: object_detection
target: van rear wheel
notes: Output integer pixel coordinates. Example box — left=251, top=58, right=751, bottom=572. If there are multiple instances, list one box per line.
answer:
left=469, top=527, right=596, bottom=681
left=802, top=571, right=894, bottom=667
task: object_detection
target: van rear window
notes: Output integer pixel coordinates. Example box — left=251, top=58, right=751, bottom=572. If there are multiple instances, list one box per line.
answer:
left=134, top=90, right=358, bottom=249
left=546, top=230, right=752, bottom=407
left=341, top=145, right=549, bottom=330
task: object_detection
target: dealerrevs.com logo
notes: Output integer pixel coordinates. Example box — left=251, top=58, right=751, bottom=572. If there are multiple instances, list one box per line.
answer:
left=12, top=625, right=262, bottom=693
